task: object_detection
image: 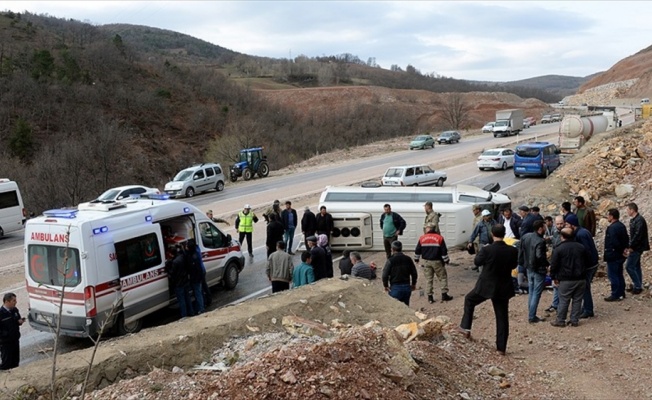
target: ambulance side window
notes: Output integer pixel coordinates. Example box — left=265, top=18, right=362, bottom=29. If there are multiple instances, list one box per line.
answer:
left=115, top=233, right=162, bottom=277
left=199, top=222, right=225, bottom=249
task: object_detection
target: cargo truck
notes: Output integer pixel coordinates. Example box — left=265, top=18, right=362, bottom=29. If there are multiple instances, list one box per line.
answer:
left=493, top=109, right=524, bottom=137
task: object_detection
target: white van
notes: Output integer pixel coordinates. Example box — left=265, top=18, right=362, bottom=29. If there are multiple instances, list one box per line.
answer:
left=25, top=196, right=245, bottom=337
left=318, top=185, right=511, bottom=251
left=164, top=163, right=226, bottom=198
left=381, top=165, right=447, bottom=187
left=0, top=179, right=26, bottom=237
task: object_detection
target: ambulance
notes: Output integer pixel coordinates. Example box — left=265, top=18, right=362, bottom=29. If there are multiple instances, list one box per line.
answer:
left=24, top=195, right=245, bottom=337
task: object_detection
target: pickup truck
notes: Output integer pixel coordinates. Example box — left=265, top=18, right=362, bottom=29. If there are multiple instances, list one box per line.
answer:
left=551, top=113, right=563, bottom=122
left=541, top=114, right=552, bottom=124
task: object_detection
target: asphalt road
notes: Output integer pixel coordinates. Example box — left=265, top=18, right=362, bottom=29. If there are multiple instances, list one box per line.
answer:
left=0, top=120, right=577, bottom=366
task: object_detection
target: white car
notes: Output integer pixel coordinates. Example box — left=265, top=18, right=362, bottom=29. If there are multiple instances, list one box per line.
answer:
left=93, top=185, right=161, bottom=202
left=482, top=122, right=495, bottom=133
left=477, top=148, right=515, bottom=171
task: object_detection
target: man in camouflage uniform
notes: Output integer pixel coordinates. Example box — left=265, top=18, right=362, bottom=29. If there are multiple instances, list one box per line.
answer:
left=263, top=200, right=282, bottom=224
left=423, top=201, right=440, bottom=234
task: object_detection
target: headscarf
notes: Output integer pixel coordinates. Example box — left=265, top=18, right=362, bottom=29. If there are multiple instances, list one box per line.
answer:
left=318, top=234, right=329, bottom=247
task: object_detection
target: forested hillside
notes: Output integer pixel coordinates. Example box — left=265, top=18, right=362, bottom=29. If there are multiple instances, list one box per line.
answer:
left=0, top=12, right=554, bottom=213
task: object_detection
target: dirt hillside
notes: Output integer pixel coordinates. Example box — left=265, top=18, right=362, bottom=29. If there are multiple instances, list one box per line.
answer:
left=255, top=86, right=551, bottom=130
left=579, top=45, right=652, bottom=98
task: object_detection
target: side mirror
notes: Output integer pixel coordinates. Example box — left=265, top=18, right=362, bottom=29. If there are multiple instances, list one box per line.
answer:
left=226, top=234, right=232, bottom=244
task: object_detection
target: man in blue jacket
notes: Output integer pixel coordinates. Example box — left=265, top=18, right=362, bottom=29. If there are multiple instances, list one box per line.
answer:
left=380, top=204, right=406, bottom=259
left=565, top=214, right=599, bottom=319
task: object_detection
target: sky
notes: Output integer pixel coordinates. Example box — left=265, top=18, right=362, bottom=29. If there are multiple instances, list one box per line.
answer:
left=4, top=1, right=652, bottom=82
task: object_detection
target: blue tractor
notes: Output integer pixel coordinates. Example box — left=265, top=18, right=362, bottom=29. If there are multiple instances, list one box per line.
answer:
left=229, top=147, right=270, bottom=182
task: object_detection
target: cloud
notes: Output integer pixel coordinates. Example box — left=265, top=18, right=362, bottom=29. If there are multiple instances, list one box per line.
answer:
left=3, top=1, right=652, bottom=82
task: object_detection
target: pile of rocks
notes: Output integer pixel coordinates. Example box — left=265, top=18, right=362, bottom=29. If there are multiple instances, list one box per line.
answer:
left=563, top=79, right=639, bottom=106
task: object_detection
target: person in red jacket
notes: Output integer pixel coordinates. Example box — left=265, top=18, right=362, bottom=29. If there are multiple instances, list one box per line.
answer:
left=414, top=224, right=452, bottom=304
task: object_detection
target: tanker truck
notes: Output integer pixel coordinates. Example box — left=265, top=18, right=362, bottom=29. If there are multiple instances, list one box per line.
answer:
left=493, top=109, right=524, bottom=137
left=558, top=114, right=609, bottom=153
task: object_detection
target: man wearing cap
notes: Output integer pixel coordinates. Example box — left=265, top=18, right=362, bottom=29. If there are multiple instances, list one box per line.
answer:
left=423, top=201, right=440, bottom=234
left=382, top=241, right=418, bottom=306
left=564, top=213, right=599, bottom=319
left=414, top=224, right=452, bottom=304
left=468, top=210, right=496, bottom=254
left=468, top=205, right=483, bottom=256
left=380, top=204, right=407, bottom=259
left=206, top=210, right=230, bottom=225
left=518, top=205, right=536, bottom=238
left=301, top=206, right=317, bottom=251
left=518, top=220, right=549, bottom=323
left=235, top=204, right=259, bottom=259
left=306, top=235, right=326, bottom=281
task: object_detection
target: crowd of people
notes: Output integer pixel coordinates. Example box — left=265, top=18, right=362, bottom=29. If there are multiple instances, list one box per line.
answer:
left=457, top=197, right=649, bottom=356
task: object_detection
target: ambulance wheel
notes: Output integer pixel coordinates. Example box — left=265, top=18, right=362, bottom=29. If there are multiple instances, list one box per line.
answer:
left=223, top=262, right=239, bottom=290
left=117, top=314, right=142, bottom=335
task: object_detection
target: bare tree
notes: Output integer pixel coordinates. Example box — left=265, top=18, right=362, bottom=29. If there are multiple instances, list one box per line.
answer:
left=438, top=93, right=472, bottom=129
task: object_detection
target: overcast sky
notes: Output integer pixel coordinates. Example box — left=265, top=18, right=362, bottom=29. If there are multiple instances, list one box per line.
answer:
left=4, top=1, right=652, bottom=82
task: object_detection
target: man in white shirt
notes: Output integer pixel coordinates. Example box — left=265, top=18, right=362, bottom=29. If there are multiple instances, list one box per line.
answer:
left=498, top=207, right=521, bottom=240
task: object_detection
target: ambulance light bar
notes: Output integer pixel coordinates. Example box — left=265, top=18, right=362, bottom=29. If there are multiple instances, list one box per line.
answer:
left=43, top=209, right=79, bottom=219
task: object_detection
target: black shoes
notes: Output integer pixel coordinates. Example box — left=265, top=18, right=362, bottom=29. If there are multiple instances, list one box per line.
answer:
left=529, top=316, right=545, bottom=323
left=544, top=306, right=557, bottom=312
left=579, top=313, right=594, bottom=319
left=428, top=295, right=435, bottom=304
left=442, top=293, right=453, bottom=302
left=550, top=320, right=566, bottom=327
left=604, top=296, right=623, bottom=302
left=632, top=288, right=643, bottom=295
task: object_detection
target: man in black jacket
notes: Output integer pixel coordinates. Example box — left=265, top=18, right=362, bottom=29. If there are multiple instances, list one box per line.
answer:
left=382, top=241, right=418, bottom=306
left=625, top=202, right=650, bottom=294
left=0, top=292, right=25, bottom=370
left=301, top=206, right=317, bottom=251
left=380, top=204, right=407, bottom=259
left=604, top=208, right=629, bottom=301
left=458, top=224, right=518, bottom=356
left=519, top=220, right=549, bottom=323
left=497, top=207, right=521, bottom=240
left=315, top=206, right=334, bottom=241
left=549, top=228, right=589, bottom=327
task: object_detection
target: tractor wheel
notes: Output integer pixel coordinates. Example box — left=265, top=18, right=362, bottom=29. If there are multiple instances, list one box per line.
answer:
left=230, top=175, right=238, bottom=182
left=258, top=162, right=270, bottom=178
left=243, top=168, right=253, bottom=181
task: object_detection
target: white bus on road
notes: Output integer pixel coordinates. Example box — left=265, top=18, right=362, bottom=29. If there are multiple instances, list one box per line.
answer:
left=318, top=184, right=511, bottom=252
left=0, top=179, right=26, bottom=237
